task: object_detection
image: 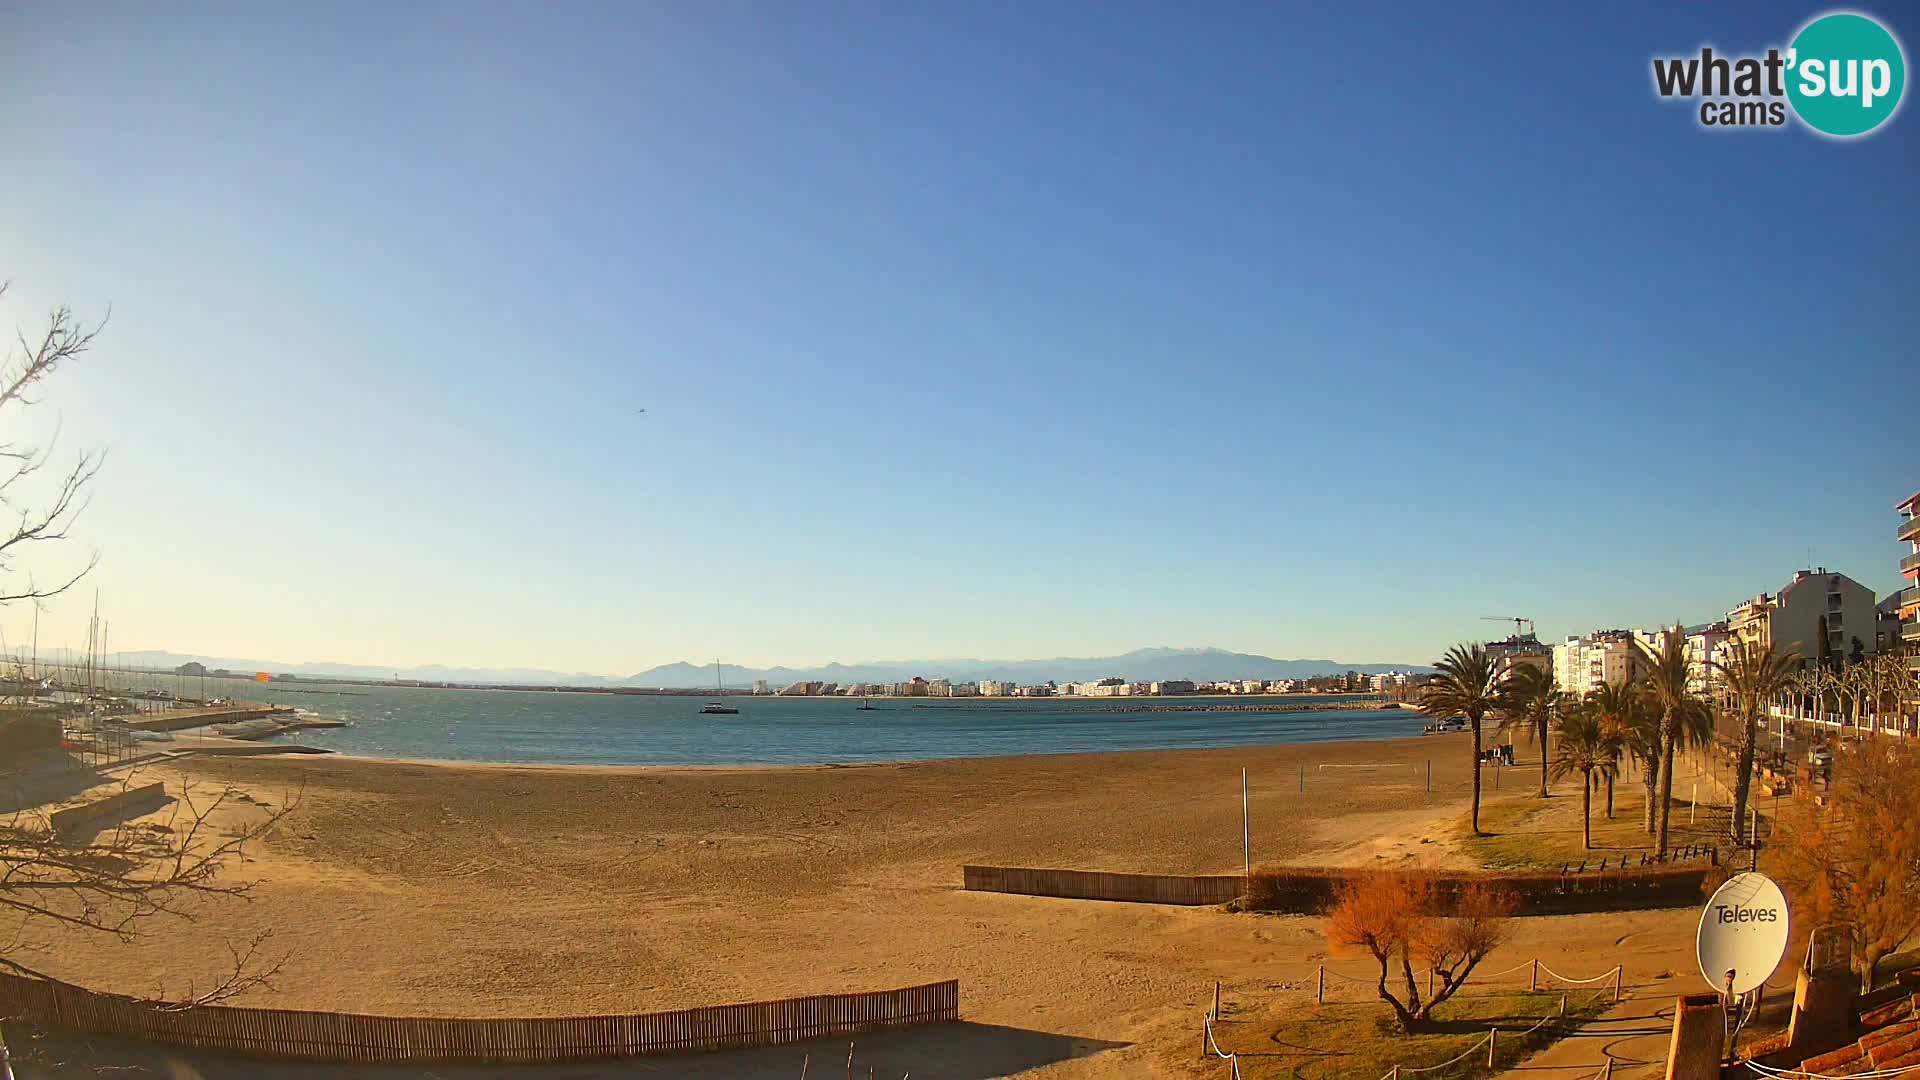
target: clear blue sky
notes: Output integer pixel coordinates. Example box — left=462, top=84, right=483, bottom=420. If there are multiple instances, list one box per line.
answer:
left=1, top=2, right=1914, bottom=674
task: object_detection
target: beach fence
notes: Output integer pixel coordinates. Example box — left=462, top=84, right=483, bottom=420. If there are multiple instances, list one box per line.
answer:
left=962, top=865, right=1245, bottom=906
left=965, top=859, right=1718, bottom=914
left=0, top=971, right=958, bottom=1064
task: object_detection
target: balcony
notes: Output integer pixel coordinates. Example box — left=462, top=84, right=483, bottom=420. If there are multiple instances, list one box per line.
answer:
left=1907, top=620, right=1920, bottom=642
left=1901, top=586, right=1920, bottom=613
left=1901, top=514, right=1920, bottom=543
left=1904, top=550, right=1920, bottom=576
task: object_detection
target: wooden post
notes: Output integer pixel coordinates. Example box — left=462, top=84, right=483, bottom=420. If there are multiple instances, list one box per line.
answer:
left=1614, top=966, right=1622, bottom=1003
left=1317, top=965, right=1325, bottom=1005
left=1427, top=759, right=1432, bottom=792
left=801, top=1054, right=809, bottom=1079
left=1530, top=958, right=1538, bottom=991
left=1242, top=768, right=1250, bottom=877
left=848, top=1040, right=855, bottom=1080
left=1488, top=1028, right=1497, bottom=1067
left=1299, top=765, right=1304, bottom=793
left=1560, top=992, right=1567, bottom=1016
left=1428, top=968, right=1435, bottom=1000
left=1213, top=980, right=1221, bottom=1021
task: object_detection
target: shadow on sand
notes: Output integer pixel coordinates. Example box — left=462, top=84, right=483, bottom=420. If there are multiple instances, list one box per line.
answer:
left=0, top=752, right=108, bottom=815
left=3, top=1020, right=1127, bottom=1079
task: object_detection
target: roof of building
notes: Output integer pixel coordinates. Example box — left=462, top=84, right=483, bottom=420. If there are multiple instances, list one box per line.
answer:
left=1757, top=989, right=1920, bottom=1074
left=1895, top=488, right=1920, bottom=512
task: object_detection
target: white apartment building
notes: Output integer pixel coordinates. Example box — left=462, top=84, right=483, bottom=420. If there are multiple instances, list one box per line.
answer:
left=977, top=680, right=1014, bottom=697
left=1551, top=631, right=1642, bottom=699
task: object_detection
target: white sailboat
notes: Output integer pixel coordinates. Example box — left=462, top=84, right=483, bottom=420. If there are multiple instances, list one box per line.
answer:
left=700, top=660, right=739, bottom=715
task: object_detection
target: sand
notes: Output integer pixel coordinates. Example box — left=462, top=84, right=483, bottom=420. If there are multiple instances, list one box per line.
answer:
left=14, top=734, right=1711, bottom=1078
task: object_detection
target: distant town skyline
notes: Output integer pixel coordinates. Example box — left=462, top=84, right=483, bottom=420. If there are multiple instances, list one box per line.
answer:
left=1, top=2, right=1911, bottom=673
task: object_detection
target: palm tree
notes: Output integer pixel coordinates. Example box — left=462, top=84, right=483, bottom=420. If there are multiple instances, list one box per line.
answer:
left=1586, top=680, right=1640, bottom=820
left=1636, top=625, right=1702, bottom=859
left=1714, top=640, right=1800, bottom=847
left=1551, top=705, right=1617, bottom=851
left=1420, top=643, right=1502, bottom=836
left=1494, top=662, right=1560, bottom=798
left=1619, top=692, right=1663, bottom=836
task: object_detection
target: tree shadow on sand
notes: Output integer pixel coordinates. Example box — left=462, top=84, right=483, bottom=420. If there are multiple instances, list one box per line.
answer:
left=5, top=1020, right=1128, bottom=1080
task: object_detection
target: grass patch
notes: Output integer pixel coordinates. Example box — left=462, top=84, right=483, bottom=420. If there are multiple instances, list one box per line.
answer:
left=1458, top=765, right=1729, bottom=871
left=1204, top=988, right=1614, bottom=1080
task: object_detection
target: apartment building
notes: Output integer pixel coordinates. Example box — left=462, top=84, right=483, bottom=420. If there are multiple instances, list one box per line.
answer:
left=1727, top=567, right=1880, bottom=670
left=1487, top=634, right=1552, bottom=679
left=1900, top=491, right=1920, bottom=673
left=1551, top=631, right=1643, bottom=698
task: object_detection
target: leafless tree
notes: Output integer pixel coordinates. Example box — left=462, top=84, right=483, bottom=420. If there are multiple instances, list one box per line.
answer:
left=1, top=780, right=294, bottom=1004
left=0, top=289, right=291, bottom=1071
left=1324, top=871, right=1518, bottom=1031
left=0, top=283, right=104, bottom=607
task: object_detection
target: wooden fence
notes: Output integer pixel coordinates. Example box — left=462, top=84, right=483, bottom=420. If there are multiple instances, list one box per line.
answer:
left=963, top=865, right=1245, bottom=905
left=0, top=971, right=958, bottom=1064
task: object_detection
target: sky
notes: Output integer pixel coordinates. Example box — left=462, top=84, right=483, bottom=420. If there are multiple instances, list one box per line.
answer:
left=0, top=2, right=1915, bottom=676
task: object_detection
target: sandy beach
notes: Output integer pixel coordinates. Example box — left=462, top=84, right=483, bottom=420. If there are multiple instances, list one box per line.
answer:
left=20, top=734, right=1712, bottom=1078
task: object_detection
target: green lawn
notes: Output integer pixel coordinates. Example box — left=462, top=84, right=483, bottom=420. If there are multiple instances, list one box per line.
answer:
left=1201, top=989, right=1614, bottom=1080
left=1460, top=761, right=1731, bottom=871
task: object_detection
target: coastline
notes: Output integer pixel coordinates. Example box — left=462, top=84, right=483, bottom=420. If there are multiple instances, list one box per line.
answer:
left=313, top=727, right=1441, bottom=775
left=24, top=729, right=1708, bottom=1079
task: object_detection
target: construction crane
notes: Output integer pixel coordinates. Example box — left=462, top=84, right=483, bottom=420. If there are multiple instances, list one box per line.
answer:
left=1481, top=616, right=1535, bottom=638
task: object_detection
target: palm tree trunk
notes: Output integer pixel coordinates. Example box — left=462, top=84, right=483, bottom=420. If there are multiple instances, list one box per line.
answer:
left=1605, top=773, right=1614, bottom=819
left=1643, top=752, right=1659, bottom=835
left=1537, top=717, right=1548, bottom=797
left=1470, top=714, right=1483, bottom=836
left=1656, top=713, right=1676, bottom=858
left=1582, top=774, right=1593, bottom=850
left=1732, top=713, right=1757, bottom=847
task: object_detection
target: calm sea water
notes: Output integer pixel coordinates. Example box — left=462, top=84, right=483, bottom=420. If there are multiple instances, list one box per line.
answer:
left=190, top=683, right=1428, bottom=765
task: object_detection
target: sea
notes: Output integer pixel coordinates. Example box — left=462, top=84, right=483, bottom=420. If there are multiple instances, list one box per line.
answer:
left=203, top=683, right=1427, bottom=766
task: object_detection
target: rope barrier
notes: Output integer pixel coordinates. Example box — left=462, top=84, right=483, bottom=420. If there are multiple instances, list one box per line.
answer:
left=1321, top=967, right=1380, bottom=985
left=1312, top=960, right=1622, bottom=1000
left=1371, top=1012, right=1561, bottom=1080
left=1205, top=976, right=1582, bottom=1076
left=1538, top=964, right=1625, bottom=986
left=1477, top=959, right=1538, bottom=980
left=1202, top=1017, right=1245, bottom=1079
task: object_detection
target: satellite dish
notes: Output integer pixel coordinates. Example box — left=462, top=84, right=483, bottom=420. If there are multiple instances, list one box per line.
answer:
left=1697, top=871, right=1790, bottom=996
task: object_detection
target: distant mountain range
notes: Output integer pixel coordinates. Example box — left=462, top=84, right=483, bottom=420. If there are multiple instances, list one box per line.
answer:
left=90, top=646, right=1429, bottom=689
left=628, top=647, right=1433, bottom=689
left=89, top=651, right=626, bottom=687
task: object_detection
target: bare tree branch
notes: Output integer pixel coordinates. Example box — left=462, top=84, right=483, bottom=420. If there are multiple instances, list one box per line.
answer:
left=0, top=777, right=299, bottom=1006
left=0, top=281, right=105, bottom=605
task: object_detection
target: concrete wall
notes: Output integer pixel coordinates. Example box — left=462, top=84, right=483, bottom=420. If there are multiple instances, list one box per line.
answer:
left=49, top=782, right=167, bottom=836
